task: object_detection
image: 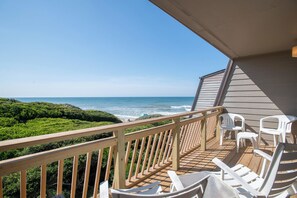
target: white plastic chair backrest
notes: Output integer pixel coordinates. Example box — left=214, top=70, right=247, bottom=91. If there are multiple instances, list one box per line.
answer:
left=220, top=113, right=245, bottom=130
left=111, top=175, right=209, bottom=198
left=275, top=115, right=297, bottom=132
left=258, top=143, right=297, bottom=197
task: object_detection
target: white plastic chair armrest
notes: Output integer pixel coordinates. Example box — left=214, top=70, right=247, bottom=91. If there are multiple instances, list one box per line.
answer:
left=259, top=117, right=268, bottom=130
left=253, top=149, right=272, bottom=161
left=234, top=114, right=245, bottom=131
left=167, top=171, right=185, bottom=191
left=100, top=181, right=109, bottom=198
left=212, top=158, right=259, bottom=197
left=115, top=181, right=161, bottom=194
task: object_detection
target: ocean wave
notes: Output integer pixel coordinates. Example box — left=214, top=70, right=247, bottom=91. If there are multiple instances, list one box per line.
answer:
left=114, top=114, right=139, bottom=119
left=154, top=111, right=179, bottom=116
left=170, top=105, right=192, bottom=111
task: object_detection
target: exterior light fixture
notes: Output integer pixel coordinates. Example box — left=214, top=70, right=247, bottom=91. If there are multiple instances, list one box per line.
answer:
left=292, top=46, right=297, bottom=58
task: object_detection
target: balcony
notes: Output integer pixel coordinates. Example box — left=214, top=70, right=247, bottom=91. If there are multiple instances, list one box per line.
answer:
left=0, top=106, right=272, bottom=197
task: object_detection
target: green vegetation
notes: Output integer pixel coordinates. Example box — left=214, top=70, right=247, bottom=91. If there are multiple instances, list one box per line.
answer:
left=0, top=117, right=112, bottom=141
left=0, top=98, right=121, bottom=197
left=0, top=98, right=121, bottom=127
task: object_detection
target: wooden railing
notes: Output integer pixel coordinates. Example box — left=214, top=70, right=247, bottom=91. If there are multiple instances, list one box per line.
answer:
left=0, top=106, right=223, bottom=198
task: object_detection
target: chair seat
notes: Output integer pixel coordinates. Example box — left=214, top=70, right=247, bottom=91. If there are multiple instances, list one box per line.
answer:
left=261, top=128, right=282, bottom=135
left=177, top=164, right=263, bottom=189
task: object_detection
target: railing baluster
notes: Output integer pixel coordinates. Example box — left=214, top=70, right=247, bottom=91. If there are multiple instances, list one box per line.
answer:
left=193, top=121, right=200, bottom=147
left=183, top=123, right=192, bottom=153
left=162, top=130, right=172, bottom=163
left=157, top=131, right=168, bottom=166
left=146, top=134, right=158, bottom=172
left=168, top=131, right=174, bottom=160
left=105, top=146, right=114, bottom=181
left=125, top=141, right=132, bottom=165
left=128, top=139, right=139, bottom=181
left=70, top=155, right=79, bottom=198
left=179, top=125, right=186, bottom=152
left=93, top=149, right=103, bottom=197
left=189, top=122, right=198, bottom=149
left=208, top=115, right=214, bottom=139
left=152, top=132, right=164, bottom=168
left=141, top=135, right=152, bottom=175
left=57, top=159, right=64, bottom=195
left=20, top=170, right=26, bottom=198
left=197, top=121, right=202, bottom=145
left=40, top=164, right=47, bottom=198
left=135, top=137, right=146, bottom=178
left=180, top=124, right=188, bottom=153
left=82, top=152, right=92, bottom=198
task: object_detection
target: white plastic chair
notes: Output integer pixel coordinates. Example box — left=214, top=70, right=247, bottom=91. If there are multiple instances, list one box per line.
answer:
left=219, top=113, right=245, bottom=145
left=259, top=115, right=297, bottom=146
left=99, top=175, right=209, bottom=198
left=169, top=143, right=297, bottom=198
left=168, top=171, right=239, bottom=198
left=100, top=181, right=162, bottom=198
left=213, top=143, right=297, bottom=198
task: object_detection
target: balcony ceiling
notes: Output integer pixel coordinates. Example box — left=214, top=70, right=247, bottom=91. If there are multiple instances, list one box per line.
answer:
left=150, top=0, right=297, bottom=59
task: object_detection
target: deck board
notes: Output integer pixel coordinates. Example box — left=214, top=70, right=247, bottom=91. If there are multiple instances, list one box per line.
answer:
left=135, top=138, right=274, bottom=192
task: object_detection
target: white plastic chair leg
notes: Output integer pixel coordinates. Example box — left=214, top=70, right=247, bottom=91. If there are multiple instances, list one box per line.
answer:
left=220, top=129, right=224, bottom=145
left=236, top=137, right=240, bottom=153
left=273, top=135, right=277, bottom=147
left=251, top=137, right=258, bottom=150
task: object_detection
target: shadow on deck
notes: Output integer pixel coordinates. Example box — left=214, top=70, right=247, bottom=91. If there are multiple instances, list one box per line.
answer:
left=135, top=137, right=274, bottom=192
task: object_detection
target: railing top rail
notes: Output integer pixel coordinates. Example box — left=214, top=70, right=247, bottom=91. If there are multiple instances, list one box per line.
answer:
left=0, top=136, right=117, bottom=176
left=0, top=106, right=223, bottom=152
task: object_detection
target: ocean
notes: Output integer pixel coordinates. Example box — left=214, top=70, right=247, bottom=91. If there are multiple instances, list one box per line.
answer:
left=17, top=97, right=194, bottom=120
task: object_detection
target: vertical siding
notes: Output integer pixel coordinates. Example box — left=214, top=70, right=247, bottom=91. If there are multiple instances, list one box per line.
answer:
left=194, top=71, right=225, bottom=110
left=220, top=51, right=297, bottom=144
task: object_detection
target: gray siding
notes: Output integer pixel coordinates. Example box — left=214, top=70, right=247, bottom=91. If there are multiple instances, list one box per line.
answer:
left=193, top=71, right=225, bottom=110
left=220, top=51, right=297, bottom=144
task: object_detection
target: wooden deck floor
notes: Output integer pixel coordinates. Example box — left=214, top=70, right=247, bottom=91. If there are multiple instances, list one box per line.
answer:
left=135, top=137, right=274, bottom=192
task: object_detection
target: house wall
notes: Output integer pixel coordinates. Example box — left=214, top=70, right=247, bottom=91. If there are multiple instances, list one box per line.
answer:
left=193, top=71, right=225, bottom=110
left=220, top=51, right=297, bottom=144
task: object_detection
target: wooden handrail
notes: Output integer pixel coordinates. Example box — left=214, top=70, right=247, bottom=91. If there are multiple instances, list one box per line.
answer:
left=0, top=137, right=117, bottom=176
left=0, top=106, right=223, bottom=197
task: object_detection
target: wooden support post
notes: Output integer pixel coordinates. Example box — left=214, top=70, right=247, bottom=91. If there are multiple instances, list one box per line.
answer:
left=216, top=110, right=222, bottom=141
left=113, top=130, right=126, bottom=189
left=172, top=118, right=180, bottom=171
left=201, top=113, right=207, bottom=151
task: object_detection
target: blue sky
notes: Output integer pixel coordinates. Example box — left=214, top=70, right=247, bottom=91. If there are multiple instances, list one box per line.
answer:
left=0, top=0, right=228, bottom=97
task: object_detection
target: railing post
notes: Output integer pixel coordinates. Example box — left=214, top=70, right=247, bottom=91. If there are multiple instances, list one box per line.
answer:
left=172, top=118, right=180, bottom=171
left=113, top=129, right=126, bottom=189
left=216, top=108, right=222, bottom=141
left=201, top=112, right=207, bottom=151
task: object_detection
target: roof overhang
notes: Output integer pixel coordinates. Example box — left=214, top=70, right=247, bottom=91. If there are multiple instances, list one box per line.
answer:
left=150, top=0, right=297, bottom=59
